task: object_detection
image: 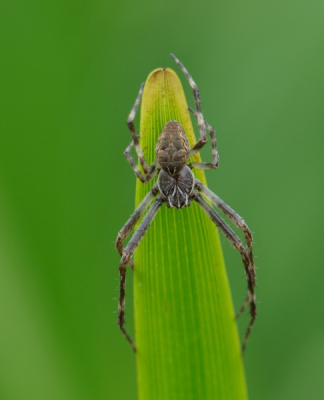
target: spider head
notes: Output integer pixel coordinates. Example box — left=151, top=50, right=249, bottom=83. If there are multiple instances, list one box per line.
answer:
left=156, top=121, right=190, bottom=176
left=158, top=166, right=194, bottom=209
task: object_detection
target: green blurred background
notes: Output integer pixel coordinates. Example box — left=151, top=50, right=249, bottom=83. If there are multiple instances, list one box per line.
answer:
left=1, top=1, right=323, bottom=399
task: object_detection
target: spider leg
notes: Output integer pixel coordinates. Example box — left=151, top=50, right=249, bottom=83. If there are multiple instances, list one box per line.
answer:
left=188, top=107, right=219, bottom=169
left=235, top=295, right=250, bottom=318
left=124, top=140, right=158, bottom=183
left=127, top=83, right=151, bottom=174
left=118, top=195, right=163, bottom=351
left=170, top=54, right=207, bottom=160
left=192, top=190, right=256, bottom=352
left=116, top=184, right=159, bottom=269
left=195, top=179, right=256, bottom=286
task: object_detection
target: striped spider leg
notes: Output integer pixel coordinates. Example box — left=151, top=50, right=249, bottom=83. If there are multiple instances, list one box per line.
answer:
left=116, top=54, right=257, bottom=353
left=170, top=54, right=219, bottom=169
left=171, top=53, right=257, bottom=351
left=116, top=186, right=161, bottom=351
left=124, top=82, right=158, bottom=183
left=117, top=83, right=158, bottom=270
left=192, top=181, right=256, bottom=352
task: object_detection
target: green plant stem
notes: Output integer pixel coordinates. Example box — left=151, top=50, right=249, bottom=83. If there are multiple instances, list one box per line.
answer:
left=134, top=67, right=248, bottom=400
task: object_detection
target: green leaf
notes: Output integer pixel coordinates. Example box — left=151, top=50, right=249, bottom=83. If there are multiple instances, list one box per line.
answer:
left=134, top=67, right=248, bottom=399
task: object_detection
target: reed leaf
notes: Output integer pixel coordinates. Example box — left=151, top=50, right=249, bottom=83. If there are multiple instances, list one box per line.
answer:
left=133, top=66, right=248, bottom=400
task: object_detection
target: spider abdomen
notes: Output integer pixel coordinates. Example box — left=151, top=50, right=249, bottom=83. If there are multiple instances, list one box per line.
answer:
left=158, top=166, right=194, bottom=209
left=156, top=120, right=190, bottom=175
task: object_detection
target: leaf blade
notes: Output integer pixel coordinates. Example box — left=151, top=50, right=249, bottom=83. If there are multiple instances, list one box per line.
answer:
left=134, top=67, right=248, bottom=400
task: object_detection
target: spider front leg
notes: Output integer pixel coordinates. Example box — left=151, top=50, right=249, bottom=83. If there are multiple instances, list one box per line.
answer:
left=192, top=190, right=256, bottom=352
left=118, top=195, right=163, bottom=351
left=116, top=184, right=159, bottom=268
left=195, top=179, right=256, bottom=286
left=188, top=107, right=219, bottom=169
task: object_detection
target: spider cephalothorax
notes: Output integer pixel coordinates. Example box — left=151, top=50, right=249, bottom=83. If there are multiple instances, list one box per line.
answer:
left=116, top=54, right=257, bottom=354
left=158, top=165, right=194, bottom=209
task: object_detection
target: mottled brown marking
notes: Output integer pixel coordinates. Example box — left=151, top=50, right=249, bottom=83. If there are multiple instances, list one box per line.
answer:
left=155, top=121, right=190, bottom=175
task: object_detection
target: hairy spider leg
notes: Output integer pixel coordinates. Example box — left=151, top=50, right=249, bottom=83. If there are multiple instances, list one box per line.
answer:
left=116, top=184, right=159, bottom=269
left=124, top=140, right=158, bottom=183
left=172, top=53, right=255, bottom=346
left=235, top=295, right=250, bottom=319
left=118, top=195, right=163, bottom=352
left=188, top=107, right=219, bottom=169
left=170, top=54, right=208, bottom=159
left=126, top=83, right=148, bottom=173
left=195, top=179, right=256, bottom=286
left=117, top=54, right=257, bottom=353
left=126, top=83, right=158, bottom=181
left=195, top=179, right=256, bottom=349
left=192, top=190, right=257, bottom=353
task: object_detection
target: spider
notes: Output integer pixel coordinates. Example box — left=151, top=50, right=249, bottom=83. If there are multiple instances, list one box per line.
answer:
left=116, top=54, right=257, bottom=353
